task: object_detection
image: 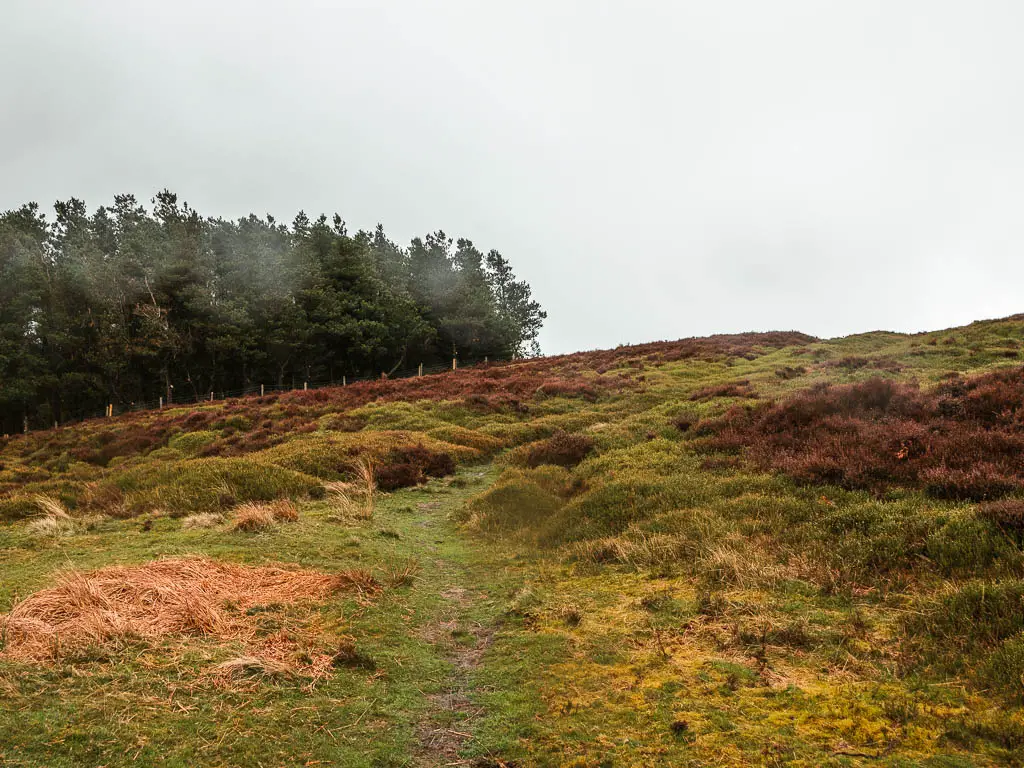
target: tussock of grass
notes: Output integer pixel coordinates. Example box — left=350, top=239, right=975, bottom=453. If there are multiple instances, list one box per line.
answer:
left=325, top=459, right=376, bottom=519
left=181, top=512, right=224, bottom=529
left=233, top=500, right=299, bottom=531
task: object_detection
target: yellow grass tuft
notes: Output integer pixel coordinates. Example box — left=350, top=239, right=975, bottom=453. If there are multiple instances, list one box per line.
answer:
left=232, top=499, right=299, bottom=531
left=32, top=494, right=71, bottom=520
left=213, top=655, right=294, bottom=680
left=325, top=459, right=376, bottom=519
left=181, top=512, right=224, bottom=530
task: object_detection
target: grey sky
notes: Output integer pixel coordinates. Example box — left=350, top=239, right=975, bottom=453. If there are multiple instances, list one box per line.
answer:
left=3, top=1, right=1022, bottom=354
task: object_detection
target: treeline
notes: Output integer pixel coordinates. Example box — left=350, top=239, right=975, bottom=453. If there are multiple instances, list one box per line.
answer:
left=0, top=191, right=545, bottom=432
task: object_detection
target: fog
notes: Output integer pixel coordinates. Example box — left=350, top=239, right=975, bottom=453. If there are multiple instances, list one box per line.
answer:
left=3, top=1, right=1022, bottom=354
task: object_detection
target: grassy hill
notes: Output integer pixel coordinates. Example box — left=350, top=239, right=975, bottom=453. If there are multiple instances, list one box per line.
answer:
left=3, top=316, right=1024, bottom=766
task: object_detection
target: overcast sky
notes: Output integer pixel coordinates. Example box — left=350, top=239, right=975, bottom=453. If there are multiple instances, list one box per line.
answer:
left=3, top=1, right=1022, bottom=354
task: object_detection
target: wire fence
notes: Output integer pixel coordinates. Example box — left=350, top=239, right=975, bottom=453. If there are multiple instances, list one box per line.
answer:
left=16, top=357, right=495, bottom=435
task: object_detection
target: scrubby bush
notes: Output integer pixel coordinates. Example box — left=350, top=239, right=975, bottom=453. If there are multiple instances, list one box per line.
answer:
left=509, top=430, right=595, bottom=469
left=375, top=445, right=456, bottom=491
left=698, top=371, right=1024, bottom=498
left=923, top=465, right=1018, bottom=502
left=978, top=499, right=1024, bottom=545
left=168, top=430, right=220, bottom=457
left=0, top=495, right=39, bottom=522
left=689, top=381, right=758, bottom=401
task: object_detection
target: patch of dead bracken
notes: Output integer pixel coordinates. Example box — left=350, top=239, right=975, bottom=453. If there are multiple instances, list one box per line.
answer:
left=0, top=556, right=379, bottom=663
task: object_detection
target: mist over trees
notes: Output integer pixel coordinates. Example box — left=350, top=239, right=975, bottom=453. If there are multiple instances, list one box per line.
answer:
left=0, top=191, right=545, bottom=432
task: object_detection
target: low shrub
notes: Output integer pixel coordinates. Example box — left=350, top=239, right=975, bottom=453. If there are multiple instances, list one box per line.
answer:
left=0, top=495, right=39, bottom=522
left=168, top=430, right=220, bottom=457
left=689, top=381, right=757, bottom=401
left=923, top=465, right=1018, bottom=502
left=978, top=499, right=1024, bottom=545
left=698, top=371, right=1024, bottom=498
left=375, top=445, right=456, bottom=491
left=509, top=430, right=595, bottom=469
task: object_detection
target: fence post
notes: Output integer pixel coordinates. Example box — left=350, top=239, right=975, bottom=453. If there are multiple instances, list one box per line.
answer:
left=418, top=363, right=423, bottom=377
left=260, top=384, right=265, bottom=397
left=343, top=376, right=346, bottom=387
left=23, top=415, right=29, bottom=434
left=304, top=381, right=308, bottom=391
left=159, top=396, right=163, bottom=409
left=452, top=357, right=457, bottom=371
left=209, top=391, right=214, bottom=402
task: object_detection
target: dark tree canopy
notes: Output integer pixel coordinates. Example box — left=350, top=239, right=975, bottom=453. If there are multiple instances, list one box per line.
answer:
left=0, top=192, right=546, bottom=432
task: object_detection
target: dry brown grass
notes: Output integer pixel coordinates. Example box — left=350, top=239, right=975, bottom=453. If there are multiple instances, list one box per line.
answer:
left=212, top=655, right=294, bottom=680
left=31, top=494, right=71, bottom=520
left=23, top=494, right=76, bottom=537
left=232, top=499, right=299, bottom=531
left=0, top=556, right=379, bottom=663
left=182, top=512, right=224, bottom=529
left=233, top=504, right=275, bottom=531
left=24, top=515, right=74, bottom=538
left=325, top=459, right=376, bottom=519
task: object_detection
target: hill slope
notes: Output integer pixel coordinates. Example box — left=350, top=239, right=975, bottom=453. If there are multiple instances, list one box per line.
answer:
left=3, top=316, right=1024, bottom=766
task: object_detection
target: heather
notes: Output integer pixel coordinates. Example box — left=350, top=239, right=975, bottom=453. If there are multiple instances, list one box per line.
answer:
left=3, top=316, right=1024, bottom=766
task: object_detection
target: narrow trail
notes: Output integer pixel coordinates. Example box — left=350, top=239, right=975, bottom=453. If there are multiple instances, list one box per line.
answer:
left=413, top=581, right=495, bottom=766
left=391, top=475, right=506, bottom=768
